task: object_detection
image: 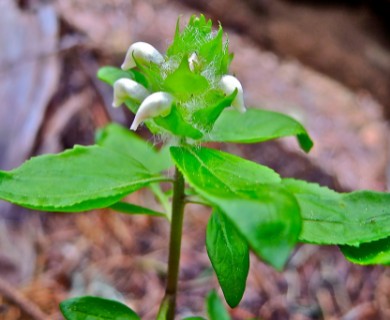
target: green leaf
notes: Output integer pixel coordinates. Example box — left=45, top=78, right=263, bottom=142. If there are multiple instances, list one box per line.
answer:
left=192, top=90, right=237, bottom=131
left=133, top=56, right=163, bottom=91
left=206, top=290, right=231, bottom=320
left=97, top=66, right=134, bottom=85
left=167, top=15, right=213, bottom=57
left=170, top=146, right=301, bottom=269
left=166, top=15, right=230, bottom=75
left=156, top=297, right=169, bottom=320
left=163, top=56, right=209, bottom=98
left=97, top=66, right=147, bottom=87
left=0, top=145, right=165, bottom=212
left=110, top=202, right=166, bottom=218
left=282, top=179, right=390, bottom=246
left=96, top=123, right=172, bottom=173
left=60, top=296, right=140, bottom=320
left=340, top=236, right=390, bottom=265
left=152, top=105, right=203, bottom=139
left=182, top=318, right=206, bottom=320
left=206, top=210, right=249, bottom=307
left=199, top=26, right=223, bottom=66
left=205, top=109, right=313, bottom=152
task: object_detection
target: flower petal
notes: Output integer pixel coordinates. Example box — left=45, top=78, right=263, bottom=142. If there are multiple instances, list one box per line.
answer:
left=130, top=92, right=174, bottom=131
left=219, top=75, right=246, bottom=113
left=112, top=78, right=150, bottom=107
left=121, top=42, right=164, bottom=70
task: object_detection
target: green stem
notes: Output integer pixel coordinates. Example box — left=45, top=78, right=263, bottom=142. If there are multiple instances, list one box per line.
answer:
left=164, top=166, right=186, bottom=320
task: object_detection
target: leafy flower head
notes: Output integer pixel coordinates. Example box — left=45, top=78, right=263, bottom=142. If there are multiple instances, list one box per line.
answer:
left=100, top=14, right=245, bottom=139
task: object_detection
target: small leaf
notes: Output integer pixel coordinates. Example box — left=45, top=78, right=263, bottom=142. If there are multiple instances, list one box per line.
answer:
left=206, top=290, right=231, bottom=320
left=340, top=236, right=390, bottom=265
left=60, top=296, right=141, bottom=320
left=163, top=56, right=209, bottom=98
left=206, top=210, right=249, bottom=307
left=96, top=123, right=172, bottom=173
left=97, top=66, right=147, bottom=87
left=0, top=145, right=165, bottom=212
left=170, top=146, right=301, bottom=269
left=282, top=179, right=390, bottom=246
left=192, top=89, right=237, bottom=131
left=166, top=15, right=213, bottom=57
left=199, top=26, right=223, bottom=66
left=205, top=109, right=313, bottom=152
left=110, top=202, right=166, bottom=218
left=152, top=105, right=203, bottom=139
left=156, top=297, right=169, bottom=320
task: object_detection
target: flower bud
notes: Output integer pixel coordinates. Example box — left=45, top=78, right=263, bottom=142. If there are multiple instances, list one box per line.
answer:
left=188, top=52, right=200, bottom=72
left=219, top=75, right=246, bottom=113
left=112, top=78, right=150, bottom=107
left=121, top=42, right=164, bottom=70
left=130, top=92, right=173, bottom=131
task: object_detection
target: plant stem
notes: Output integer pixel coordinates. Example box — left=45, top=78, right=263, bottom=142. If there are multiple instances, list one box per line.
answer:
left=164, top=166, right=186, bottom=320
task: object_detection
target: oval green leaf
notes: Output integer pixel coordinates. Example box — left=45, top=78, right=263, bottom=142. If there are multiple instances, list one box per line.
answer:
left=0, top=145, right=165, bottom=212
left=206, top=210, right=249, bottom=307
left=60, top=296, right=140, bottom=320
left=205, top=109, right=313, bottom=152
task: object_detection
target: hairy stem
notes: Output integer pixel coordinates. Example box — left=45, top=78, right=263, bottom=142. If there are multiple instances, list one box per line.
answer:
left=164, top=166, right=185, bottom=319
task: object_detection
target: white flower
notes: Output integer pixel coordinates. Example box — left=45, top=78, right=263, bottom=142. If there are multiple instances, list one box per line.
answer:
left=130, top=92, right=174, bottom=131
left=219, top=75, right=246, bottom=113
left=188, top=52, right=200, bottom=72
left=112, top=78, right=150, bottom=107
left=121, top=42, right=164, bottom=70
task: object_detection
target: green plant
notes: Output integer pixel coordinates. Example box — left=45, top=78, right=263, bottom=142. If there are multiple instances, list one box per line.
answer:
left=0, top=15, right=389, bottom=319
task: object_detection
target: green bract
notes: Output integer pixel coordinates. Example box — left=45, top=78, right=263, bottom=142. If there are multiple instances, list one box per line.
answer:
left=0, top=14, right=389, bottom=320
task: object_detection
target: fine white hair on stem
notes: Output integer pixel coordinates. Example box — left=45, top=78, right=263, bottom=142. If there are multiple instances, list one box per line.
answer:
left=130, top=92, right=174, bottom=131
left=112, top=78, right=150, bottom=107
left=121, top=42, right=164, bottom=70
left=219, top=75, right=246, bottom=113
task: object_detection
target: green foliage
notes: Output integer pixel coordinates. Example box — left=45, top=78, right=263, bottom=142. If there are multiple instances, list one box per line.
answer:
left=205, top=108, right=313, bottom=152
left=206, top=210, right=249, bottom=307
left=206, top=290, right=231, bottom=320
left=340, top=236, right=390, bottom=265
left=170, top=146, right=301, bottom=270
left=110, top=202, right=166, bottom=218
left=97, top=66, right=147, bottom=87
left=96, top=123, right=172, bottom=173
left=0, top=13, right=389, bottom=320
left=60, top=296, right=141, bottom=320
left=0, top=145, right=165, bottom=212
left=282, top=179, right=390, bottom=245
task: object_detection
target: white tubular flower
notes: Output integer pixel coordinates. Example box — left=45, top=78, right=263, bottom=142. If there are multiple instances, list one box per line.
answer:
left=130, top=92, right=174, bottom=131
left=188, top=52, right=200, bottom=72
left=112, top=78, right=150, bottom=107
left=219, top=75, right=246, bottom=113
left=121, top=42, right=164, bottom=70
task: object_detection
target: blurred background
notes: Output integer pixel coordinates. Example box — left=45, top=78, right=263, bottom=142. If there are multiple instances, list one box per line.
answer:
left=0, top=0, right=389, bottom=319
